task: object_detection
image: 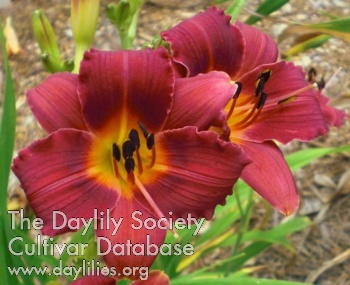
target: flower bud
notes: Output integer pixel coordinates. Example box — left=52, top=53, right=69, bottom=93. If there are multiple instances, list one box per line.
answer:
left=106, top=0, right=143, bottom=49
left=71, top=0, right=100, bottom=48
left=32, top=10, right=61, bottom=61
left=40, top=52, right=64, bottom=73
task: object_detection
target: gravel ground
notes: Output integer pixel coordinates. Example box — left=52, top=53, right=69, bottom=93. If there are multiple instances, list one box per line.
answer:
left=1, top=0, right=350, bottom=284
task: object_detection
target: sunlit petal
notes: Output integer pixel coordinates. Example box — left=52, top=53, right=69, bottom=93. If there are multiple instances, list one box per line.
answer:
left=161, top=6, right=244, bottom=77
left=11, top=129, right=119, bottom=236
left=27, top=72, right=87, bottom=133
left=240, top=141, right=299, bottom=215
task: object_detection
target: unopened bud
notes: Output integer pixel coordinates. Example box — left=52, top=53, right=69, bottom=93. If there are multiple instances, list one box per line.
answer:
left=32, top=10, right=61, bottom=60
left=71, top=0, right=100, bottom=48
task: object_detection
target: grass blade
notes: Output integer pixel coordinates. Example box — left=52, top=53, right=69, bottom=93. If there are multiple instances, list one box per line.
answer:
left=225, top=0, right=247, bottom=22
left=0, top=21, right=17, bottom=285
left=245, top=0, right=290, bottom=25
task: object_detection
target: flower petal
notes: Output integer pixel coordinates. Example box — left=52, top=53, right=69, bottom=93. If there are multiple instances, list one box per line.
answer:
left=96, top=197, right=166, bottom=280
left=27, top=72, right=87, bottom=133
left=131, top=271, right=169, bottom=285
left=316, top=90, right=347, bottom=127
left=11, top=129, right=119, bottom=236
left=135, top=127, right=250, bottom=220
left=161, top=6, right=244, bottom=78
left=232, top=61, right=328, bottom=143
left=70, top=275, right=115, bottom=285
left=164, top=71, right=237, bottom=130
left=78, top=48, right=174, bottom=134
left=240, top=141, right=299, bottom=215
left=234, top=21, right=278, bottom=77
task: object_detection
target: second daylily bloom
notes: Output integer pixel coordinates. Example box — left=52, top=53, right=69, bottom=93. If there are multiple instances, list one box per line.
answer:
left=12, top=47, right=249, bottom=278
left=161, top=7, right=346, bottom=215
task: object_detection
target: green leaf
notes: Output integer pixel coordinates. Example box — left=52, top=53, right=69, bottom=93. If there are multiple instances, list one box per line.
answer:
left=307, top=17, right=350, bottom=34
left=60, top=222, right=94, bottom=264
left=245, top=0, right=290, bottom=25
left=282, top=34, right=330, bottom=58
left=286, top=145, right=350, bottom=172
left=171, top=274, right=311, bottom=285
left=225, top=0, right=247, bottom=22
left=0, top=20, right=17, bottom=285
left=280, top=17, right=350, bottom=43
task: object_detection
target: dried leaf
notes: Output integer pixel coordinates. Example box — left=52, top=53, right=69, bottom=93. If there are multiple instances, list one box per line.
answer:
left=3, top=17, right=20, bottom=56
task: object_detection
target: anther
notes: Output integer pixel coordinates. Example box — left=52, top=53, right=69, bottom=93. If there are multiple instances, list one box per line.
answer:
left=129, top=129, right=140, bottom=149
left=146, top=133, right=155, bottom=150
left=122, top=140, right=135, bottom=160
left=278, top=96, right=297, bottom=105
left=257, top=92, right=267, bottom=109
left=234, top=82, right=242, bottom=98
left=255, top=78, right=265, bottom=96
left=258, top=69, right=272, bottom=83
left=112, top=143, right=121, bottom=161
left=317, top=77, right=326, bottom=90
left=137, top=121, right=149, bottom=139
left=308, top=67, right=317, bottom=82
left=125, top=157, right=135, bottom=173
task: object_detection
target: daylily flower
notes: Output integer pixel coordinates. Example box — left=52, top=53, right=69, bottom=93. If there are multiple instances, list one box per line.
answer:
left=161, top=7, right=346, bottom=215
left=12, top=47, right=249, bottom=277
left=70, top=270, right=169, bottom=285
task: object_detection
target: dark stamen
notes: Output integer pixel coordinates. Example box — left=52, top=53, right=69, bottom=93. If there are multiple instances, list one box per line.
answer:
left=137, top=121, right=149, bottom=139
left=234, top=82, right=242, bottom=98
left=146, top=133, right=155, bottom=150
left=255, top=78, right=265, bottom=96
left=258, top=70, right=271, bottom=83
left=125, top=157, right=135, bottom=173
left=122, top=140, right=135, bottom=159
left=257, top=92, right=267, bottom=109
left=129, top=129, right=140, bottom=149
left=317, top=76, right=326, bottom=90
left=308, top=67, right=317, bottom=82
left=112, top=143, right=121, bottom=161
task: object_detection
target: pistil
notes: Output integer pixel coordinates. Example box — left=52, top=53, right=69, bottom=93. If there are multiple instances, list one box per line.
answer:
left=134, top=176, right=178, bottom=238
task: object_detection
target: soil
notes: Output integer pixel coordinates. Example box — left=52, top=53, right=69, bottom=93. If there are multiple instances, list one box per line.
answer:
left=1, top=0, right=350, bottom=284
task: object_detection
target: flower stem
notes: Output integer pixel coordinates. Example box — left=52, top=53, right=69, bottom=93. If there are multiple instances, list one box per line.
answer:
left=73, top=42, right=89, bottom=73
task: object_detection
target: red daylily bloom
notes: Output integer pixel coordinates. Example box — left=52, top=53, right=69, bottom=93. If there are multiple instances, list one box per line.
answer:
left=12, top=48, right=249, bottom=276
left=70, top=270, right=169, bottom=285
left=161, top=7, right=346, bottom=215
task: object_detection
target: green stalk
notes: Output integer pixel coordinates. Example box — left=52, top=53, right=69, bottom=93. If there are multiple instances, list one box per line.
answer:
left=224, top=187, right=254, bottom=275
left=119, top=29, right=132, bottom=49
left=73, top=42, right=89, bottom=73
